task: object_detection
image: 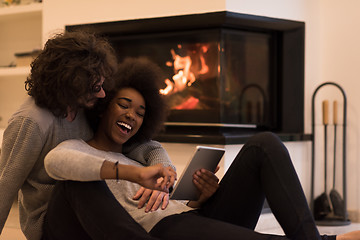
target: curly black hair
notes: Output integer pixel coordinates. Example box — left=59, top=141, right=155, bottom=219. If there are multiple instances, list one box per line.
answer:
left=25, top=31, right=118, bottom=118
left=87, top=57, right=167, bottom=145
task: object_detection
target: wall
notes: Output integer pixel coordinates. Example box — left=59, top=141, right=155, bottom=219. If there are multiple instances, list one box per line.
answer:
left=41, top=0, right=360, bottom=219
left=228, top=0, right=360, bottom=218
left=42, top=0, right=226, bottom=43
left=319, top=0, right=360, bottom=218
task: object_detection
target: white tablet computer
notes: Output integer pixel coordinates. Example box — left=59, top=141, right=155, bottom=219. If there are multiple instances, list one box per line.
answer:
left=170, top=146, right=225, bottom=200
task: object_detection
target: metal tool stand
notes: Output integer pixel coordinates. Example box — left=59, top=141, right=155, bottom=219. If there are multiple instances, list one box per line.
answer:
left=310, top=82, right=350, bottom=226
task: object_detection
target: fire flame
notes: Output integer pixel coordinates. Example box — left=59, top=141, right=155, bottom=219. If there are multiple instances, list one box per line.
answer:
left=159, top=44, right=210, bottom=110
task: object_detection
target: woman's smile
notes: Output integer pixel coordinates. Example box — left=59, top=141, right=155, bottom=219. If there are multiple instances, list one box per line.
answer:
left=93, top=87, right=146, bottom=152
left=116, top=121, right=132, bottom=135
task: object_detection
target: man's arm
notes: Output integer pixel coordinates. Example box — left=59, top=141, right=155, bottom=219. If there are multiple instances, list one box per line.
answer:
left=44, top=142, right=104, bottom=181
left=45, top=140, right=176, bottom=191
left=124, top=140, right=176, bottom=170
left=47, top=140, right=176, bottom=180
left=0, top=118, right=43, bottom=233
left=125, top=141, right=178, bottom=212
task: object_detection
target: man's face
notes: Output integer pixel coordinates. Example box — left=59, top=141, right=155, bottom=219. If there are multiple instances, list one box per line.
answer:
left=78, top=77, right=106, bottom=108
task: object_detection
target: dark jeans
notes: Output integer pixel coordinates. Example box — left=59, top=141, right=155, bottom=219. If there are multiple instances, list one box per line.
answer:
left=43, top=132, right=327, bottom=240
left=43, top=180, right=159, bottom=240
left=150, top=132, right=322, bottom=240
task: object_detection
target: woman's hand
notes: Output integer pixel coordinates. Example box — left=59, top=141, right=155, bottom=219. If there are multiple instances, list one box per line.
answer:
left=135, top=164, right=176, bottom=193
left=187, top=166, right=220, bottom=208
left=133, top=187, right=169, bottom=212
left=100, top=161, right=176, bottom=193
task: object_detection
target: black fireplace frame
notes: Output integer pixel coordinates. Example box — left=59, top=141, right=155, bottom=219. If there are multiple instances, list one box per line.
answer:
left=66, top=11, right=308, bottom=144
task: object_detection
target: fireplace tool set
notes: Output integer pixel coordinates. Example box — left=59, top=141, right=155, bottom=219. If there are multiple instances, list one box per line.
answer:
left=310, top=82, right=350, bottom=226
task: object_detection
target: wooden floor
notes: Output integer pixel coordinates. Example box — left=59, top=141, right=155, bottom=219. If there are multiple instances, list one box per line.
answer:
left=1, top=202, right=26, bottom=240
left=2, top=202, right=359, bottom=240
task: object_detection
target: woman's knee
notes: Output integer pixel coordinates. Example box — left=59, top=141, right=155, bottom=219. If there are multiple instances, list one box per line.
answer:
left=244, top=131, right=290, bottom=162
left=246, top=131, right=282, bottom=148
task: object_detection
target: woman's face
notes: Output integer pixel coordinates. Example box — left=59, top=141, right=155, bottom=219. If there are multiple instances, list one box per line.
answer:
left=97, top=87, right=145, bottom=152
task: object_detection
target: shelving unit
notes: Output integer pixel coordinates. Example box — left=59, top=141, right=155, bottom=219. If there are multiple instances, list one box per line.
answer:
left=0, top=2, right=42, bottom=128
left=0, top=3, right=42, bottom=76
left=0, top=66, right=30, bottom=76
left=0, top=2, right=42, bottom=19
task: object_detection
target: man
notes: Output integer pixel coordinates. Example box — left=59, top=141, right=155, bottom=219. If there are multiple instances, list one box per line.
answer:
left=0, top=31, right=117, bottom=240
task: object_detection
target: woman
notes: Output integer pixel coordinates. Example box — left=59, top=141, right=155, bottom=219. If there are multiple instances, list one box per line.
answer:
left=44, top=57, right=358, bottom=240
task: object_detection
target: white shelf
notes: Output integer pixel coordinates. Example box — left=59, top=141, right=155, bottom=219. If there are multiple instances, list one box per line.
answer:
left=0, top=66, right=30, bottom=77
left=0, top=2, right=42, bottom=128
left=0, top=2, right=42, bottom=21
left=0, top=3, right=41, bottom=77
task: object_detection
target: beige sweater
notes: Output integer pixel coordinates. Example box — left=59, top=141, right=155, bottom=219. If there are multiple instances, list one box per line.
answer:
left=45, top=139, right=192, bottom=232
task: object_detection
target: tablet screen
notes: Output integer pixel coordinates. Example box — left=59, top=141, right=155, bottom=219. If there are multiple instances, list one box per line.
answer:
left=170, top=146, right=225, bottom=200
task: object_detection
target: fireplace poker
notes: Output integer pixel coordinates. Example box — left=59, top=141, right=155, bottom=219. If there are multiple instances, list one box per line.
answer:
left=329, top=100, right=346, bottom=218
left=314, top=100, right=331, bottom=220
left=323, top=100, right=330, bottom=206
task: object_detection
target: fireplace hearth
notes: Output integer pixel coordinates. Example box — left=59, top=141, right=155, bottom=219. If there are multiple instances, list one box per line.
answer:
left=67, top=11, right=308, bottom=144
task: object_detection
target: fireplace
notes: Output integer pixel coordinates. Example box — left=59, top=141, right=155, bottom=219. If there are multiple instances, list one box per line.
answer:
left=66, top=11, right=306, bottom=144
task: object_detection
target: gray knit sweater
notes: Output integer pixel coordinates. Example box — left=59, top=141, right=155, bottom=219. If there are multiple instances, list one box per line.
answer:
left=0, top=97, right=93, bottom=240
left=45, top=139, right=192, bottom=232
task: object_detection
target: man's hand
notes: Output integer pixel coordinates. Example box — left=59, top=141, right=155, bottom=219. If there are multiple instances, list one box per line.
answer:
left=133, top=187, right=169, bottom=212
left=135, top=164, right=177, bottom=193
